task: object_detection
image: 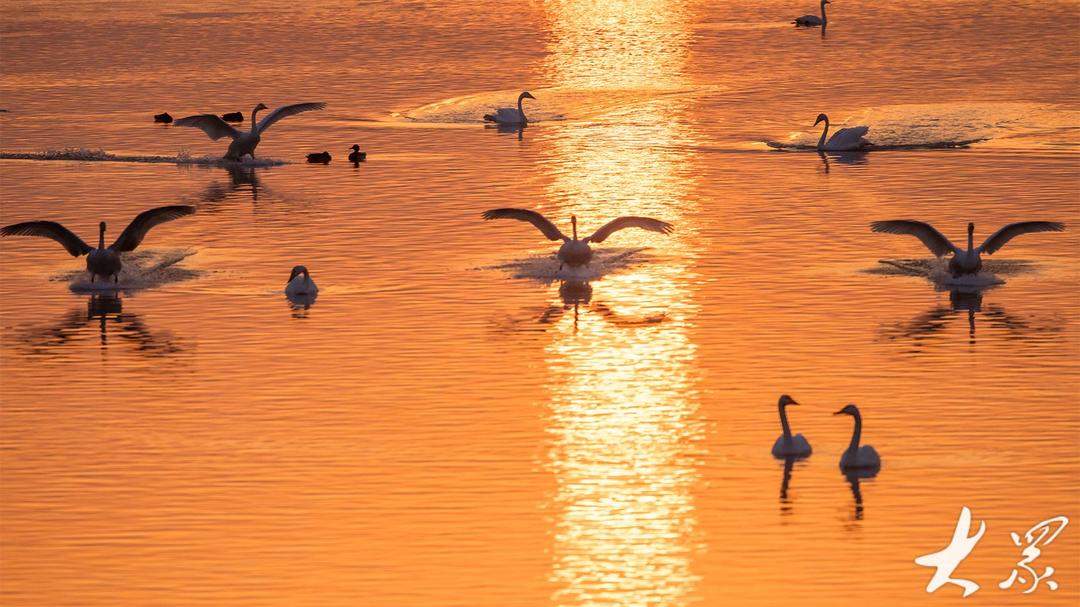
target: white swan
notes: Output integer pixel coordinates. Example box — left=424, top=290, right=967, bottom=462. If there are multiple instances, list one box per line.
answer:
left=772, top=394, right=812, bottom=458
left=1, top=206, right=195, bottom=283
left=834, top=404, right=881, bottom=469
left=174, top=102, right=326, bottom=161
left=794, top=0, right=830, bottom=26
left=482, top=208, right=673, bottom=270
left=285, top=265, right=318, bottom=296
left=814, top=114, right=869, bottom=151
left=871, top=220, right=1065, bottom=277
left=483, top=92, right=536, bottom=126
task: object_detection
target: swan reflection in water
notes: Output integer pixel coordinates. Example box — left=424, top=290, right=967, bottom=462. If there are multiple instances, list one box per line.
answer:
left=506, top=280, right=668, bottom=334
left=818, top=150, right=868, bottom=174
left=200, top=164, right=263, bottom=204
left=883, top=287, right=1063, bottom=347
left=18, top=293, right=185, bottom=356
left=778, top=456, right=813, bottom=516
left=843, top=467, right=878, bottom=521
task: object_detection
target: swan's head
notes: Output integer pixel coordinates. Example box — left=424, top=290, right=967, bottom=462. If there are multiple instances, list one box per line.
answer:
left=778, top=394, right=800, bottom=407
left=351, top=144, right=360, bottom=151
left=833, top=403, right=860, bottom=417
left=288, top=265, right=309, bottom=283
left=814, top=113, right=829, bottom=126
left=967, top=222, right=975, bottom=234
left=519, top=91, right=536, bottom=101
left=98, top=221, right=107, bottom=234
left=254, top=103, right=268, bottom=112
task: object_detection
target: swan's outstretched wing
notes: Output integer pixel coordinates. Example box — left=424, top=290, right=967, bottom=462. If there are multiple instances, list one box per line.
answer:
left=173, top=114, right=240, bottom=140
left=870, top=220, right=956, bottom=257
left=0, top=221, right=92, bottom=256
left=255, top=102, right=326, bottom=134
left=588, top=217, right=673, bottom=243
left=979, top=221, right=1065, bottom=255
left=482, top=208, right=566, bottom=241
left=828, top=126, right=870, bottom=149
left=110, top=205, right=196, bottom=252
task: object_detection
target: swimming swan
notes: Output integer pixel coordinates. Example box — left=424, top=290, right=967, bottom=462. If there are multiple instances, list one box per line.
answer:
left=483, top=92, right=536, bottom=126
left=481, top=208, right=673, bottom=269
left=285, top=265, right=318, bottom=296
left=348, top=144, right=366, bottom=163
left=772, top=394, right=812, bottom=458
left=1, top=205, right=196, bottom=283
left=834, top=404, right=881, bottom=469
left=174, top=102, right=326, bottom=161
left=794, top=0, right=830, bottom=26
left=814, top=114, right=869, bottom=151
left=871, top=220, right=1065, bottom=277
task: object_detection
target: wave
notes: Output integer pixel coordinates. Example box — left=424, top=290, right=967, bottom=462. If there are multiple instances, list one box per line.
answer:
left=1, top=148, right=287, bottom=166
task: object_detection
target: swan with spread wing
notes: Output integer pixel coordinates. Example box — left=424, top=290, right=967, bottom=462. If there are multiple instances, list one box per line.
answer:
left=1, top=205, right=196, bottom=283
left=871, top=220, right=1065, bottom=277
left=482, top=208, right=673, bottom=269
left=174, top=102, right=326, bottom=161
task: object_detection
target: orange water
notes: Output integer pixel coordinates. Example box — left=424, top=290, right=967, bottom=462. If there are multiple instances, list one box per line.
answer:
left=1, top=1, right=1078, bottom=605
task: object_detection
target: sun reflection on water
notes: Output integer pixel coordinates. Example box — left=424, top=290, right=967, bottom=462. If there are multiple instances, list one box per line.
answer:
left=541, top=1, right=706, bottom=603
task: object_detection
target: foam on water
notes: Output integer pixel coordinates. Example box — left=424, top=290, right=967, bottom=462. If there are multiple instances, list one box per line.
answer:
left=0, top=148, right=288, bottom=166
left=866, top=258, right=1037, bottom=289
left=55, top=249, right=203, bottom=293
left=481, top=247, right=651, bottom=283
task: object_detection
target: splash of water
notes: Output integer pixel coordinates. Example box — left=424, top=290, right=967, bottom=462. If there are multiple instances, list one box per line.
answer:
left=54, top=248, right=203, bottom=292
left=481, top=248, right=651, bottom=283
left=1, top=148, right=287, bottom=166
left=866, top=258, right=1039, bottom=289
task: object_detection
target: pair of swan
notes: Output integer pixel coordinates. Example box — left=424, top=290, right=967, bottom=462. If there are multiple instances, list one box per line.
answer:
left=481, top=209, right=673, bottom=270
left=772, top=395, right=881, bottom=469
left=484, top=92, right=536, bottom=126
left=871, top=220, right=1066, bottom=277
left=794, top=0, right=830, bottom=27
left=1, top=206, right=196, bottom=283
left=174, top=102, right=326, bottom=161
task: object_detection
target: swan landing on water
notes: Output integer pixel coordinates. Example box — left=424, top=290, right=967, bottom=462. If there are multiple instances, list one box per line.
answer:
left=1, top=206, right=196, bottom=283
left=174, top=102, right=326, bottom=161
left=481, top=208, right=673, bottom=270
left=483, top=92, right=536, bottom=126
left=834, top=404, right=881, bottom=470
left=772, top=394, right=812, bottom=458
left=871, top=220, right=1065, bottom=278
left=794, top=0, right=830, bottom=27
left=814, top=114, right=869, bottom=151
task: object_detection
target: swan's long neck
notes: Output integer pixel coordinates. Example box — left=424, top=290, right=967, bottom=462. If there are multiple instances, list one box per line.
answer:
left=848, top=412, right=862, bottom=452
left=967, top=225, right=975, bottom=252
left=779, top=404, right=792, bottom=440
left=571, top=216, right=578, bottom=240
left=98, top=224, right=106, bottom=249
left=517, top=95, right=528, bottom=124
left=250, top=106, right=262, bottom=133
left=820, top=0, right=827, bottom=23
left=817, top=118, right=830, bottom=150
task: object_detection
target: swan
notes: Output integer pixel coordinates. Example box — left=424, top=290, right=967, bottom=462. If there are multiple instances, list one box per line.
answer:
left=220, top=111, right=243, bottom=123
left=1, top=206, right=195, bottom=283
left=794, top=0, right=829, bottom=26
left=771, top=394, right=812, bottom=458
left=174, top=102, right=326, bottom=161
left=306, top=151, right=331, bottom=164
left=814, top=114, right=869, bottom=151
left=834, top=404, right=881, bottom=469
left=285, top=265, right=318, bottom=296
left=348, top=144, right=366, bottom=163
left=483, top=92, right=536, bottom=126
left=154, top=112, right=173, bottom=124
left=871, top=220, right=1065, bottom=277
left=482, top=208, right=673, bottom=270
